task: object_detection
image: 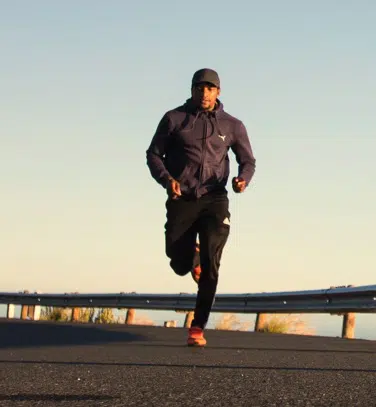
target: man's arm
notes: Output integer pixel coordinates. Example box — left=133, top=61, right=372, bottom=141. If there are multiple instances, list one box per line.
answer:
left=146, top=113, right=174, bottom=188
left=231, top=121, right=256, bottom=188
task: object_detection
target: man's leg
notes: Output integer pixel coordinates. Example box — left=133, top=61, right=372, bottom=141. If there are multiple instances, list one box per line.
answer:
left=164, top=198, right=200, bottom=276
left=191, top=192, right=230, bottom=329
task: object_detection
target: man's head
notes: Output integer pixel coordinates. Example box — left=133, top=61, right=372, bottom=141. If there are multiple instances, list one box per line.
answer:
left=191, top=68, right=221, bottom=111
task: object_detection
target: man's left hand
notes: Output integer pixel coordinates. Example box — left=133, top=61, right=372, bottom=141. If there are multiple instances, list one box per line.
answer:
left=232, top=177, right=246, bottom=193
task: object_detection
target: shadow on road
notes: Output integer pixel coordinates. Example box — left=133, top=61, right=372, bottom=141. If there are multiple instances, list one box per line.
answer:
left=123, top=342, right=376, bottom=354
left=1, top=359, right=375, bottom=374
left=0, top=320, right=146, bottom=349
left=0, top=394, right=118, bottom=402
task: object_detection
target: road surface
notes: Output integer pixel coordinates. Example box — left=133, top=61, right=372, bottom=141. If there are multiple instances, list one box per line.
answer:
left=0, top=319, right=376, bottom=406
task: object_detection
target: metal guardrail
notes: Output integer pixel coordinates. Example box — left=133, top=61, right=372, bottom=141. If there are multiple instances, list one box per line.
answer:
left=1, top=284, right=376, bottom=314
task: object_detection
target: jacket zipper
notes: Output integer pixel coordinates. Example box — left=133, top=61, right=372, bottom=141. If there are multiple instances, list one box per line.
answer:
left=196, top=116, right=207, bottom=197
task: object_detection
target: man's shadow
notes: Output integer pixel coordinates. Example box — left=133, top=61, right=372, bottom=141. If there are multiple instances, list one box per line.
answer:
left=0, top=319, right=146, bottom=349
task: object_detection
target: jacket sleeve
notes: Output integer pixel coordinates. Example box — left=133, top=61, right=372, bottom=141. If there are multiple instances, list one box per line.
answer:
left=146, top=113, right=173, bottom=188
left=231, top=121, right=256, bottom=185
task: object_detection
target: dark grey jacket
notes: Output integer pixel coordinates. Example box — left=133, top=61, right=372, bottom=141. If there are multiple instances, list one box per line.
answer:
left=146, top=98, right=256, bottom=198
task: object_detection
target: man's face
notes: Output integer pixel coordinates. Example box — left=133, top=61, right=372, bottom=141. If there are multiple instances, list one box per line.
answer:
left=191, top=82, right=220, bottom=111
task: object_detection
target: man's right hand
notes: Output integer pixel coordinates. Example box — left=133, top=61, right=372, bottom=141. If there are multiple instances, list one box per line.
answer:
left=166, top=177, right=182, bottom=200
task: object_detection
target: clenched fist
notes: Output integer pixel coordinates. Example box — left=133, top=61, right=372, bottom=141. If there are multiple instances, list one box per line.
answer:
left=166, top=177, right=182, bottom=199
left=232, top=177, right=246, bottom=193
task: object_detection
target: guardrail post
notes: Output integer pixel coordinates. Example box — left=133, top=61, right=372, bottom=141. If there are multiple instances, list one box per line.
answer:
left=20, top=305, right=28, bottom=320
left=26, top=305, right=41, bottom=321
left=20, top=290, right=29, bottom=320
left=70, top=292, right=80, bottom=322
left=30, top=291, right=42, bottom=320
left=125, top=308, right=135, bottom=324
left=342, top=312, right=355, bottom=339
left=6, top=304, right=15, bottom=319
left=27, top=305, right=35, bottom=320
left=255, top=313, right=266, bottom=332
left=184, top=311, right=194, bottom=328
left=33, top=305, right=41, bottom=321
left=164, top=320, right=177, bottom=327
left=71, top=308, right=80, bottom=322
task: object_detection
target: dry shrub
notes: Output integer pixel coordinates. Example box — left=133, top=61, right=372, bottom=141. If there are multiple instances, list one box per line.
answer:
left=40, top=307, right=71, bottom=322
left=113, top=310, right=154, bottom=325
left=40, top=307, right=111, bottom=323
left=95, top=308, right=116, bottom=324
left=261, top=314, right=315, bottom=335
left=78, top=308, right=95, bottom=323
left=94, top=309, right=155, bottom=325
left=214, top=313, right=315, bottom=335
left=214, top=313, right=252, bottom=331
left=132, top=315, right=155, bottom=326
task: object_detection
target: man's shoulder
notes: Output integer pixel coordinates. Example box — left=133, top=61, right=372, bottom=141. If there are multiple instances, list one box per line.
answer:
left=163, top=104, right=187, bottom=118
left=219, top=109, right=244, bottom=127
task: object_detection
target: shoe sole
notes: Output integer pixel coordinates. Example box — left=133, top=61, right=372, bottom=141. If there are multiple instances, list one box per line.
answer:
left=187, top=339, right=207, bottom=347
left=187, top=342, right=206, bottom=347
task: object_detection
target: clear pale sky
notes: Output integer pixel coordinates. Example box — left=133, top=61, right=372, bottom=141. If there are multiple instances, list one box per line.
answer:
left=1, top=1, right=375, bottom=307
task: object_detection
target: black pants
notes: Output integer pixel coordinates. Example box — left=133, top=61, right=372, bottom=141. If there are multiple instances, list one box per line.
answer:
left=164, top=190, right=230, bottom=329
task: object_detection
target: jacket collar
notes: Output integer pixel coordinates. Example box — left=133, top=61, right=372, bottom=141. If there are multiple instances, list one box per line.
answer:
left=184, top=98, right=224, bottom=116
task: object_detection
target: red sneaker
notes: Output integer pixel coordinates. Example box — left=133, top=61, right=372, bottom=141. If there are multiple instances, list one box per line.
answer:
left=191, top=244, right=201, bottom=284
left=191, top=265, right=201, bottom=284
left=187, top=326, right=207, bottom=347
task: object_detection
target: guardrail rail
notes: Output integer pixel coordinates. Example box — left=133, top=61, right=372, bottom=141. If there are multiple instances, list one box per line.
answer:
left=2, top=284, right=375, bottom=339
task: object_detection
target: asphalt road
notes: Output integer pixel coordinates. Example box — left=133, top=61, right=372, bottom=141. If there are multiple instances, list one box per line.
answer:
left=0, top=319, right=376, bottom=406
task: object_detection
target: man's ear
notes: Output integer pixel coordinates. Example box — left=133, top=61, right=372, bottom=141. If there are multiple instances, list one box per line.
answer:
left=217, top=88, right=221, bottom=97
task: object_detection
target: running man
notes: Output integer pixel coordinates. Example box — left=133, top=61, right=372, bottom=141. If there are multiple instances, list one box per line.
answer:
left=146, top=68, right=256, bottom=346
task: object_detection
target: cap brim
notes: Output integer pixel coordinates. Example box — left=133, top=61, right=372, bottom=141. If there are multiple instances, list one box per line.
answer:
left=192, top=80, right=219, bottom=88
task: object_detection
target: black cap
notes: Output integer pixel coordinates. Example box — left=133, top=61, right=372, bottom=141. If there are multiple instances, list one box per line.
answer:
left=191, top=68, right=220, bottom=88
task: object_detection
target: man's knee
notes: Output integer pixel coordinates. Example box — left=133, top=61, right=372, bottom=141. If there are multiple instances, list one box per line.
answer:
left=166, top=239, right=196, bottom=276
left=170, top=259, right=191, bottom=276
